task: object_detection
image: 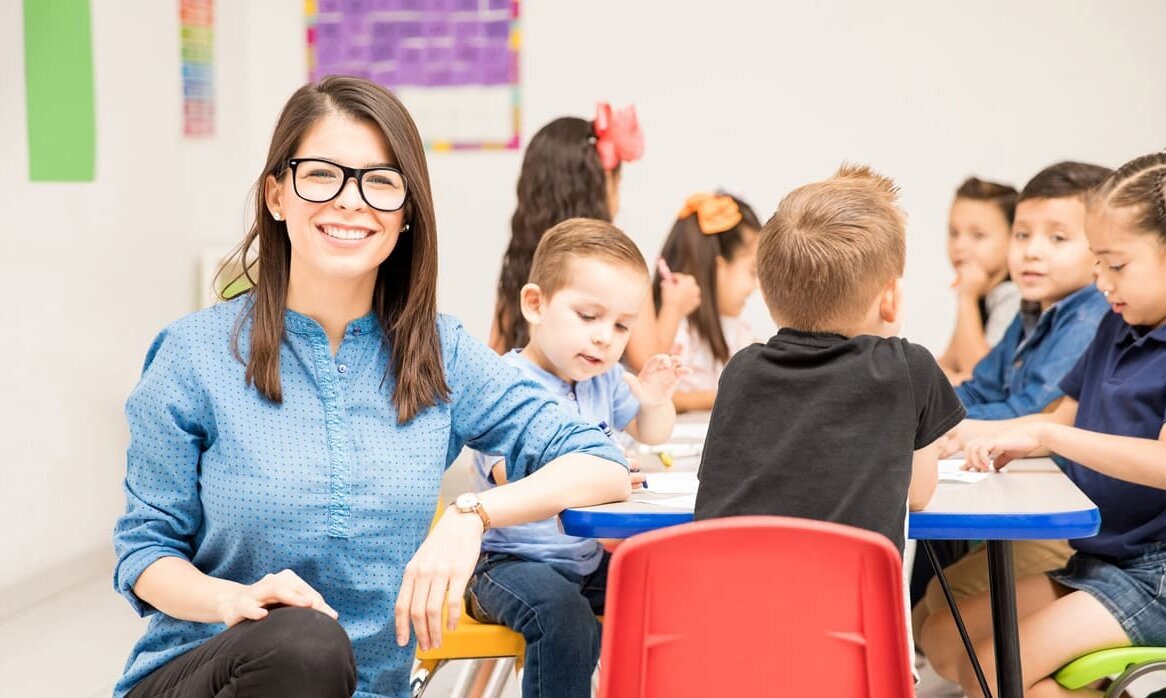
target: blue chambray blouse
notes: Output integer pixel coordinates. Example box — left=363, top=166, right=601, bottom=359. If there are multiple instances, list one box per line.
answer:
left=112, top=297, right=626, bottom=698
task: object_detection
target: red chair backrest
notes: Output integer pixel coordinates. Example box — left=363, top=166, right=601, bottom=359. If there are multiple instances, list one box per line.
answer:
left=598, top=516, right=913, bottom=698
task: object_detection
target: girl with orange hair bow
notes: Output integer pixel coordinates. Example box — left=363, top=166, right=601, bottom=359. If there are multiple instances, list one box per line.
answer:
left=626, top=192, right=762, bottom=412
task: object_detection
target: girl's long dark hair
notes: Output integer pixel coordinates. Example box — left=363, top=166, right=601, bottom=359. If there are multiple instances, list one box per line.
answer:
left=653, top=195, right=760, bottom=364
left=219, top=76, right=446, bottom=424
left=494, top=116, right=612, bottom=351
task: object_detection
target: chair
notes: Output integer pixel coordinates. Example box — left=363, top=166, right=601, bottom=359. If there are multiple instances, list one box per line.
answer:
left=597, top=516, right=914, bottom=698
left=409, top=499, right=526, bottom=698
left=1055, top=647, right=1166, bottom=697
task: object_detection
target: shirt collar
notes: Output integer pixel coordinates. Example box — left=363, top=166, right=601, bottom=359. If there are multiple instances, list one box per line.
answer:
left=506, top=349, right=574, bottom=393
left=1115, top=317, right=1166, bottom=347
left=772, top=327, right=851, bottom=348
left=284, top=308, right=378, bottom=337
left=1025, top=285, right=1103, bottom=336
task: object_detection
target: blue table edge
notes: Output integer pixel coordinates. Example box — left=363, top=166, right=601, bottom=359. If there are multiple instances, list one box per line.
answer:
left=560, top=506, right=1101, bottom=541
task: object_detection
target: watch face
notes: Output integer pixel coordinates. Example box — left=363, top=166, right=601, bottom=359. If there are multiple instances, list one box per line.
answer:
left=456, top=493, right=476, bottom=510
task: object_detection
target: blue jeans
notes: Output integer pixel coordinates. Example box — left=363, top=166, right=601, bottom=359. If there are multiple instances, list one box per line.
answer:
left=465, top=551, right=610, bottom=698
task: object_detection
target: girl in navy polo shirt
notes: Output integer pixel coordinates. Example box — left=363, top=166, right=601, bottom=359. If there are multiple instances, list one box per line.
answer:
left=921, top=151, right=1166, bottom=696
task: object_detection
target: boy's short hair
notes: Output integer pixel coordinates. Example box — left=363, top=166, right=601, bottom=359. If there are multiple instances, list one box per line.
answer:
left=1018, top=161, right=1113, bottom=203
left=757, top=164, right=906, bottom=332
left=529, top=218, right=648, bottom=296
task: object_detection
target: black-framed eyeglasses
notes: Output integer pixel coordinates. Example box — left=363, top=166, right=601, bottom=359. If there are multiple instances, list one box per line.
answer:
left=287, top=158, right=408, bottom=212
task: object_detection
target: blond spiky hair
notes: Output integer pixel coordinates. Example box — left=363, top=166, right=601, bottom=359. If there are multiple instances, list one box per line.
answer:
left=757, top=163, right=907, bottom=331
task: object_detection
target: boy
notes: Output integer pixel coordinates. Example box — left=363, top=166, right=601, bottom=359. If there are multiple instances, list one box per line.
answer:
left=913, top=162, right=1113, bottom=642
left=695, top=164, right=964, bottom=552
left=465, top=218, right=686, bottom=698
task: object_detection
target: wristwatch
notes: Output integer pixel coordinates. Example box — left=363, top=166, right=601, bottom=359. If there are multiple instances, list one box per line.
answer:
left=454, top=492, right=491, bottom=532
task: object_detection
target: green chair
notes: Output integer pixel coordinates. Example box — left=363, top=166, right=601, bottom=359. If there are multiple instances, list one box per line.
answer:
left=1055, top=647, right=1166, bottom=696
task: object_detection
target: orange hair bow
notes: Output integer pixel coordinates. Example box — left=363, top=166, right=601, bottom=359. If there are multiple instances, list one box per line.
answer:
left=593, top=102, right=644, bottom=172
left=677, top=193, right=742, bottom=235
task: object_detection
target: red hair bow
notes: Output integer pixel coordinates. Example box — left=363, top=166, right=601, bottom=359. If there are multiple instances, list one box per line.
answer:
left=593, top=102, right=644, bottom=172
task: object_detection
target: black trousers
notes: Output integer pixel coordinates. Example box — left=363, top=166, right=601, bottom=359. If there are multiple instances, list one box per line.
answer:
left=127, top=606, right=356, bottom=698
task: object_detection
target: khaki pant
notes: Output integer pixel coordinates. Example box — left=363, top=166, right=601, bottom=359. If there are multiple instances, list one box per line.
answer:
left=912, top=539, right=1074, bottom=638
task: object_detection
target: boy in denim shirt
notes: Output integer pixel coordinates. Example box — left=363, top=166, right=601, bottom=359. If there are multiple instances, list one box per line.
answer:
left=914, top=161, right=1112, bottom=647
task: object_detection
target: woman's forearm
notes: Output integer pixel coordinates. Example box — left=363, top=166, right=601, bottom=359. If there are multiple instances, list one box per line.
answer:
left=134, top=556, right=244, bottom=624
left=477, top=454, right=630, bottom=527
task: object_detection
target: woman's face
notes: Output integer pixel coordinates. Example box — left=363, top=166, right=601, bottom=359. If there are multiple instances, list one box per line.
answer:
left=266, top=110, right=407, bottom=293
left=947, top=198, right=1012, bottom=278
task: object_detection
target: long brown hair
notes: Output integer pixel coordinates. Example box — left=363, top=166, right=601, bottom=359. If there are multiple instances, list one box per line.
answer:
left=219, top=76, right=446, bottom=424
left=494, top=116, right=613, bottom=351
left=654, top=194, right=760, bottom=363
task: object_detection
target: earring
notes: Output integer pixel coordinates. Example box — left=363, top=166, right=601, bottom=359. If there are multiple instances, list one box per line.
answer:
left=401, top=223, right=411, bottom=233
left=272, top=211, right=282, bottom=221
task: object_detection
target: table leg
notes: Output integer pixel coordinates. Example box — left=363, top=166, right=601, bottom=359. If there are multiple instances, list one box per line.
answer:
left=987, top=540, right=1023, bottom=698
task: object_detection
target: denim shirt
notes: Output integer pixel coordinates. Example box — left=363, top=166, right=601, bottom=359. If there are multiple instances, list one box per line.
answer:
left=956, top=285, right=1108, bottom=420
left=112, top=297, right=625, bottom=698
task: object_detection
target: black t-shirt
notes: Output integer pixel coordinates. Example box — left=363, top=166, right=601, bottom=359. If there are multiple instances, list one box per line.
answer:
left=694, top=328, right=966, bottom=552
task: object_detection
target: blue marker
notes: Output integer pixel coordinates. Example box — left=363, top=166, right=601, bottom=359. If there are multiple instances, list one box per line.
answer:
left=599, top=421, right=647, bottom=490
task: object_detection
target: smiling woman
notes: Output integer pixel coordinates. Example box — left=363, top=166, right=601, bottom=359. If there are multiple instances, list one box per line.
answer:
left=111, top=76, right=631, bottom=698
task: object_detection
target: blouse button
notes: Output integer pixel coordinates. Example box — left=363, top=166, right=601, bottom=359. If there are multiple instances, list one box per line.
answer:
left=338, top=364, right=349, bottom=374
left=567, top=392, right=576, bottom=401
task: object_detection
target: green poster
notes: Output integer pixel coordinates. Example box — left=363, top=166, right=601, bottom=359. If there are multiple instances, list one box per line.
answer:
left=23, top=0, right=96, bottom=182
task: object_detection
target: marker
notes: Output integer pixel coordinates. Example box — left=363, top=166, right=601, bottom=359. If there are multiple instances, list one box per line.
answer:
left=658, top=451, right=674, bottom=468
left=657, top=257, right=674, bottom=282
left=600, top=421, right=647, bottom=489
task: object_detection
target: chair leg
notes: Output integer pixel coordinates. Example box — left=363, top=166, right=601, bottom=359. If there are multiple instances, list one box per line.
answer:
left=1105, top=660, right=1166, bottom=698
left=410, top=659, right=444, bottom=697
left=481, top=657, right=516, bottom=698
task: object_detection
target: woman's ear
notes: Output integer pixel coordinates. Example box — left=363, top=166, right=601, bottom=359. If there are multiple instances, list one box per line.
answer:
left=264, top=174, right=284, bottom=222
left=519, top=283, right=545, bottom=325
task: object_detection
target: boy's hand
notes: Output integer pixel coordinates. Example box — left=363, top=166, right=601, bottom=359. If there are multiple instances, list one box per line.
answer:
left=937, top=426, right=963, bottom=458
left=624, top=354, right=688, bottom=407
left=963, top=426, right=1043, bottom=472
left=626, top=450, right=647, bottom=490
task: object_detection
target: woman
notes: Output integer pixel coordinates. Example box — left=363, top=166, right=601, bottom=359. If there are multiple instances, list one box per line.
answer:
left=113, top=76, right=629, bottom=698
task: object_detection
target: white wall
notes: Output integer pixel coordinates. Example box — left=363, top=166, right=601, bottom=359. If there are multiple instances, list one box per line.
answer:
left=2, top=0, right=1165, bottom=607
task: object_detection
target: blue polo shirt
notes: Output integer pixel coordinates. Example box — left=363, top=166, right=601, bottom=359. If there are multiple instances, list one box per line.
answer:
left=956, top=285, right=1108, bottom=419
left=1058, top=311, right=1166, bottom=560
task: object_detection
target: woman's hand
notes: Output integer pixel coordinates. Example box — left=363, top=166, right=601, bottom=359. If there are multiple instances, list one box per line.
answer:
left=395, top=507, right=484, bottom=651
left=963, top=426, right=1044, bottom=472
left=218, top=569, right=338, bottom=627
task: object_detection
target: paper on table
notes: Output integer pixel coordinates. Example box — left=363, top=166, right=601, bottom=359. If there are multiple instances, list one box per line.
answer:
left=632, top=494, right=697, bottom=510
left=670, top=422, right=709, bottom=440
left=642, top=471, right=698, bottom=494
left=939, top=458, right=989, bottom=484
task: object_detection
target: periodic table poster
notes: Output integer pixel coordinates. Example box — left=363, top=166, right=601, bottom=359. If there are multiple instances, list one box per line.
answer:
left=306, top=0, right=521, bottom=151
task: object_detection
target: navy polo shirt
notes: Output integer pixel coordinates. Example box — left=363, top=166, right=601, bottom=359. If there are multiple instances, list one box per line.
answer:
left=1058, top=311, right=1166, bottom=560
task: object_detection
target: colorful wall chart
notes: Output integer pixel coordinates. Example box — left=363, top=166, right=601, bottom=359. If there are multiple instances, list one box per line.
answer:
left=23, top=0, right=96, bottom=181
left=180, top=0, right=215, bottom=137
left=306, top=0, right=521, bottom=150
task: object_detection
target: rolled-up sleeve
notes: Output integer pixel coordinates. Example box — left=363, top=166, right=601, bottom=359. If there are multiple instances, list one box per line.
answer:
left=113, top=328, right=211, bottom=616
left=441, top=319, right=626, bottom=482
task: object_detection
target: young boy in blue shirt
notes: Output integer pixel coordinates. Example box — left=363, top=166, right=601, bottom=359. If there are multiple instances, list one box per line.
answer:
left=465, top=218, right=686, bottom=698
left=913, top=162, right=1113, bottom=642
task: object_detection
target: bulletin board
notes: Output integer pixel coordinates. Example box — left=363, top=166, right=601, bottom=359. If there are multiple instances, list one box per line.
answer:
left=305, top=0, right=521, bottom=151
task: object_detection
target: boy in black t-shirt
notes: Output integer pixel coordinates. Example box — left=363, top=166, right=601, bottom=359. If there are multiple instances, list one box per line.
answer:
left=695, top=165, right=966, bottom=554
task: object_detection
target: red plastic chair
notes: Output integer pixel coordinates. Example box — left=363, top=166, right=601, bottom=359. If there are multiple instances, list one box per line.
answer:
left=597, top=516, right=914, bottom=698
